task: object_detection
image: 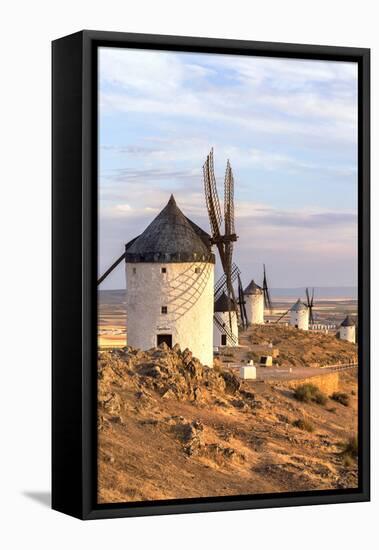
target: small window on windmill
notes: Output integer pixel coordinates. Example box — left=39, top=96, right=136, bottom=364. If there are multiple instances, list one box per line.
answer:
left=195, top=267, right=200, bottom=274
left=132, top=267, right=136, bottom=274
left=161, top=267, right=167, bottom=274
left=161, top=306, right=168, bottom=314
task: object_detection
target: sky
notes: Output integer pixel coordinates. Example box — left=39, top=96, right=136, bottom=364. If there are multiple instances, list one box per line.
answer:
left=98, top=47, right=358, bottom=291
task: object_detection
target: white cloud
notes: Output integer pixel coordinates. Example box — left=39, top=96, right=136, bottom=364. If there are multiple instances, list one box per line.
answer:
left=99, top=48, right=358, bottom=146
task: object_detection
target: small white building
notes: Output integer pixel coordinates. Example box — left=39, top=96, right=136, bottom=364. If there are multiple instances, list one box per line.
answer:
left=244, top=280, right=264, bottom=325
left=239, top=365, right=256, bottom=380
left=338, top=315, right=356, bottom=343
left=213, top=292, right=239, bottom=347
left=290, top=298, right=309, bottom=330
left=125, top=195, right=215, bottom=367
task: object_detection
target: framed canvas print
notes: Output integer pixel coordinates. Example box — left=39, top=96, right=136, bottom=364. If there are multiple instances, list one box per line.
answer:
left=52, top=30, right=370, bottom=520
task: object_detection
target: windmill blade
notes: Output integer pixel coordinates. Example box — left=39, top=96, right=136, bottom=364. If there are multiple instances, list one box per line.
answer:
left=237, top=273, right=248, bottom=330
left=306, top=287, right=310, bottom=306
left=224, top=160, right=235, bottom=236
left=310, top=288, right=315, bottom=324
left=309, top=308, right=315, bottom=325
left=275, top=308, right=290, bottom=324
left=223, top=248, right=234, bottom=336
left=214, top=264, right=240, bottom=299
left=97, top=252, right=126, bottom=286
left=305, top=287, right=315, bottom=324
left=97, top=234, right=140, bottom=286
left=223, top=158, right=239, bottom=329
left=263, top=264, right=273, bottom=311
left=203, top=148, right=222, bottom=241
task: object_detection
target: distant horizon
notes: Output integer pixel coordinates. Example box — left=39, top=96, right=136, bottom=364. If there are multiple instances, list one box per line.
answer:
left=99, top=285, right=358, bottom=299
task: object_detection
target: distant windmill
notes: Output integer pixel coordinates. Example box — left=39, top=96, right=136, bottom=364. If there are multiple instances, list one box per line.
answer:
left=276, top=288, right=312, bottom=329
left=203, top=149, right=248, bottom=343
left=305, top=287, right=315, bottom=324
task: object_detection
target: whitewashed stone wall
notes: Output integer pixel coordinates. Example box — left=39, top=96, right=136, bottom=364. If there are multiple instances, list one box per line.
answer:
left=290, top=308, right=309, bottom=330
left=126, top=261, right=214, bottom=367
left=245, top=293, right=264, bottom=325
left=340, top=325, right=356, bottom=343
left=213, top=310, right=239, bottom=347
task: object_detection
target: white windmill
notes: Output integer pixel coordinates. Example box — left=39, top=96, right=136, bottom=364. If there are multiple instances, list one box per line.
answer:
left=289, top=298, right=309, bottom=330
left=338, top=315, right=356, bottom=343
left=244, top=265, right=273, bottom=325
left=98, top=195, right=215, bottom=367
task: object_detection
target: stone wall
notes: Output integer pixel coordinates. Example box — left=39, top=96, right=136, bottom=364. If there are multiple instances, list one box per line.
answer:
left=283, top=371, right=340, bottom=394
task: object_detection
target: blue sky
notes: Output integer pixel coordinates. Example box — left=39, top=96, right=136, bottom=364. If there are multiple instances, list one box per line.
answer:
left=98, top=47, right=358, bottom=290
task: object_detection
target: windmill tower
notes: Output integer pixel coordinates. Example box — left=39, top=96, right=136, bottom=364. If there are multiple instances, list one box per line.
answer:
left=244, top=280, right=264, bottom=325
left=98, top=195, right=215, bottom=367
left=213, top=292, right=239, bottom=346
left=290, top=298, right=309, bottom=330
left=203, top=149, right=248, bottom=345
left=338, top=315, right=356, bottom=343
left=244, top=265, right=272, bottom=325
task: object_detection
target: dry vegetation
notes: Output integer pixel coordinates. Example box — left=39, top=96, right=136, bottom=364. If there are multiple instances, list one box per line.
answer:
left=98, top=338, right=358, bottom=504
left=239, top=324, right=357, bottom=368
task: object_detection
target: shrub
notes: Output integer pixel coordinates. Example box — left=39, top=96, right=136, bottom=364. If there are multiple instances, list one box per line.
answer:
left=330, top=392, right=350, bottom=407
left=294, top=383, right=328, bottom=406
left=292, top=418, right=315, bottom=433
left=342, top=435, right=358, bottom=459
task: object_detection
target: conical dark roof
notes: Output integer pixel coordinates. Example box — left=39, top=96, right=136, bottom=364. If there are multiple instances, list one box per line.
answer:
left=290, top=298, right=308, bottom=312
left=125, top=195, right=215, bottom=263
left=244, top=279, right=263, bottom=295
left=341, top=315, right=355, bottom=327
left=214, top=292, right=237, bottom=312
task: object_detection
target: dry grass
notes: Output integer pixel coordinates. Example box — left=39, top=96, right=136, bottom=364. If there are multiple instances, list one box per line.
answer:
left=292, top=418, right=315, bottom=433
left=97, top=347, right=359, bottom=504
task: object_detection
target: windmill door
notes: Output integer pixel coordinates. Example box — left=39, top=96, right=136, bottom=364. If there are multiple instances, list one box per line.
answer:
left=157, top=334, right=172, bottom=348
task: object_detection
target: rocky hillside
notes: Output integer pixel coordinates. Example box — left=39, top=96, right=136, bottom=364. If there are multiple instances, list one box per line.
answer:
left=98, top=344, right=358, bottom=504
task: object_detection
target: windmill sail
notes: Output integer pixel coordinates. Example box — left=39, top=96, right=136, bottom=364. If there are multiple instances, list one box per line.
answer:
left=306, top=287, right=315, bottom=324
left=97, top=235, right=140, bottom=285
left=224, top=160, right=236, bottom=330
left=203, top=149, right=240, bottom=340
left=237, top=273, right=248, bottom=330
left=203, top=148, right=222, bottom=242
left=262, top=264, right=273, bottom=311
left=214, top=268, right=248, bottom=331
left=275, top=307, right=290, bottom=324
left=97, top=252, right=126, bottom=286
left=214, top=264, right=240, bottom=300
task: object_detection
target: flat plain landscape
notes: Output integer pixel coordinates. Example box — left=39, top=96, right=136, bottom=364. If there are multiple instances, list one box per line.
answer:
left=98, top=289, right=358, bottom=349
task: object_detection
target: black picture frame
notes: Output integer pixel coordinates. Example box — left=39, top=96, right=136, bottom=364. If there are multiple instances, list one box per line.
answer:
left=52, top=30, right=370, bottom=520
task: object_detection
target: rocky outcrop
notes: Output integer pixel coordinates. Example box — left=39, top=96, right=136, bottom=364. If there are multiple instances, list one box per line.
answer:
left=98, top=343, right=241, bottom=405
